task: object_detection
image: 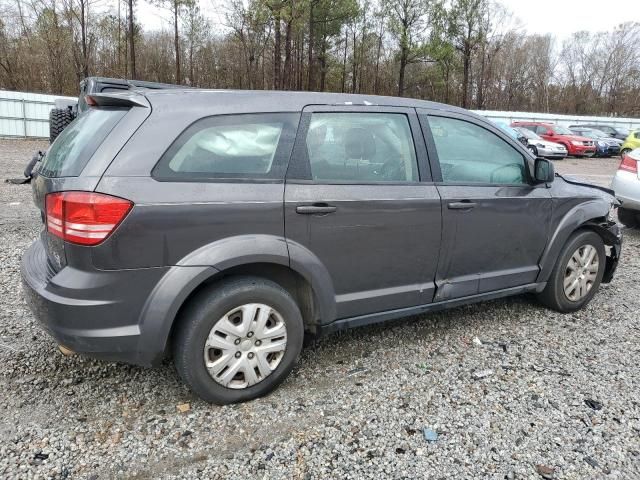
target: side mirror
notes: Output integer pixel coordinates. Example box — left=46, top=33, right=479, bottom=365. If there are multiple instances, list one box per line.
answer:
left=534, top=158, right=554, bottom=184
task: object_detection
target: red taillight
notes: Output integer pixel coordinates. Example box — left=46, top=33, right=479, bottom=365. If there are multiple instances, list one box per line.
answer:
left=619, top=154, right=638, bottom=173
left=45, top=192, right=133, bottom=246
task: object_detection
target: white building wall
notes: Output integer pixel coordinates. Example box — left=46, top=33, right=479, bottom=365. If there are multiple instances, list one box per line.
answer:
left=473, top=110, right=640, bottom=131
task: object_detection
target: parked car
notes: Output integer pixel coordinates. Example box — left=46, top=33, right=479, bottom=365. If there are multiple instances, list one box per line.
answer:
left=569, top=127, right=622, bottom=157
left=513, top=127, right=568, bottom=160
left=620, top=130, right=640, bottom=157
left=493, top=121, right=529, bottom=148
left=569, top=124, right=630, bottom=141
left=611, top=148, right=640, bottom=227
left=22, top=87, right=622, bottom=404
left=512, top=122, right=596, bottom=157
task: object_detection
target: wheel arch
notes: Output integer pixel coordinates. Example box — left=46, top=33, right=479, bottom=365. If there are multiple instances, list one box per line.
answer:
left=137, top=235, right=337, bottom=365
left=537, top=199, right=617, bottom=284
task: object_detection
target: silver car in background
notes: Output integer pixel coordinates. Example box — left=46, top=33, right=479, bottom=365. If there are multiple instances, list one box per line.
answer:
left=514, top=127, right=568, bottom=159
left=611, top=148, right=640, bottom=227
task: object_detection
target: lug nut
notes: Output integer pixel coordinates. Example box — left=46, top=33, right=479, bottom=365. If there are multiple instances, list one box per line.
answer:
left=248, top=352, right=255, bottom=359
left=235, top=351, right=241, bottom=358
left=234, top=338, right=241, bottom=345
left=255, top=340, right=262, bottom=346
left=247, top=332, right=254, bottom=338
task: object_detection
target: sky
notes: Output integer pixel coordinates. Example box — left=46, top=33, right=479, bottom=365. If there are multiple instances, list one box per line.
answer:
left=135, top=0, right=639, bottom=38
left=502, top=0, right=638, bottom=39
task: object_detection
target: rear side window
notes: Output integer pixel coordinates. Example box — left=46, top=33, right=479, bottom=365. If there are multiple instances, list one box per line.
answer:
left=153, top=113, right=299, bottom=181
left=39, top=108, right=127, bottom=177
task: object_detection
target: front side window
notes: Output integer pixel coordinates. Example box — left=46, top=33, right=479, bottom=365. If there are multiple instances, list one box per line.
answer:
left=427, top=116, right=527, bottom=185
left=153, top=113, right=299, bottom=180
left=305, top=112, right=418, bottom=182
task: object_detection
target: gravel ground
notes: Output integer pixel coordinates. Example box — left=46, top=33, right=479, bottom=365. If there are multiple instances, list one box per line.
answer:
left=1, top=139, right=639, bottom=479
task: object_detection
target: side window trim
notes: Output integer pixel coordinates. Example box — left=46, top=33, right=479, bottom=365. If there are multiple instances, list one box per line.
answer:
left=286, top=105, right=431, bottom=184
left=417, top=109, right=533, bottom=186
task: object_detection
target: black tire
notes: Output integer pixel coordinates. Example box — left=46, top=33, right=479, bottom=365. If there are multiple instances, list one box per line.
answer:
left=621, top=148, right=632, bottom=157
left=172, top=276, right=304, bottom=404
left=49, top=108, right=73, bottom=143
left=537, top=230, right=605, bottom=313
left=617, top=207, right=638, bottom=228
left=527, top=145, right=538, bottom=157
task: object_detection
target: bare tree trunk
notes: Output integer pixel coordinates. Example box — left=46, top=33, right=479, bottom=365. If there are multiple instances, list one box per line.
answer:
left=351, top=27, right=357, bottom=93
left=374, top=20, right=383, bottom=95
left=80, top=0, right=88, bottom=78
left=273, top=8, right=281, bottom=89
left=283, top=18, right=292, bottom=89
left=306, top=2, right=314, bottom=91
left=127, top=0, right=136, bottom=79
left=462, top=43, right=471, bottom=108
left=341, top=30, right=347, bottom=93
left=173, top=0, right=181, bottom=84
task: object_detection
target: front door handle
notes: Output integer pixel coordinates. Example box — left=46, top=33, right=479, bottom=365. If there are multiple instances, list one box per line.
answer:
left=296, top=204, right=337, bottom=215
left=448, top=201, right=477, bottom=210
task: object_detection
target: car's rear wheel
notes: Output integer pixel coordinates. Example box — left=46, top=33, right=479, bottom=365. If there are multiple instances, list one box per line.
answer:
left=617, top=207, right=638, bottom=228
left=527, top=145, right=537, bottom=156
left=173, top=277, right=304, bottom=404
left=537, top=230, right=605, bottom=313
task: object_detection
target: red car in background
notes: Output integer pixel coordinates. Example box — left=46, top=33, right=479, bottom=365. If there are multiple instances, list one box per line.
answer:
left=511, top=121, right=596, bottom=157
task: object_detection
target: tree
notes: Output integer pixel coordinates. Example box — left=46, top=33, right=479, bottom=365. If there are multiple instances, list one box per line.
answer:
left=447, top=0, right=488, bottom=108
left=154, top=0, right=195, bottom=84
left=383, top=0, right=431, bottom=96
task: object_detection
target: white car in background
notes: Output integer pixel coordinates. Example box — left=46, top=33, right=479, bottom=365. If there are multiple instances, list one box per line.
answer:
left=611, top=148, right=640, bottom=227
left=514, top=127, right=568, bottom=159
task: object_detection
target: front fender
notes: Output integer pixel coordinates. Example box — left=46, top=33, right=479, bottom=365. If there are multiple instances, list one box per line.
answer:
left=537, top=199, right=609, bottom=283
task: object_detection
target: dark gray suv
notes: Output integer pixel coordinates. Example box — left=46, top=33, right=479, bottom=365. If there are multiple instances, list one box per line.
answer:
left=21, top=90, right=622, bottom=404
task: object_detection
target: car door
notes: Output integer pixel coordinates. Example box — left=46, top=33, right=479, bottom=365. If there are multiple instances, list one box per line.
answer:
left=418, top=109, right=552, bottom=301
left=284, top=105, right=442, bottom=320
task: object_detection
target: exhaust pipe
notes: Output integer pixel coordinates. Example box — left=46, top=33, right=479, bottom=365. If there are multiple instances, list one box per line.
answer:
left=58, top=345, right=75, bottom=356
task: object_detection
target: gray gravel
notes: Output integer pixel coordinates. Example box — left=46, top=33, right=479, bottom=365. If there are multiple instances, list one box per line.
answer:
left=1, top=139, right=639, bottom=479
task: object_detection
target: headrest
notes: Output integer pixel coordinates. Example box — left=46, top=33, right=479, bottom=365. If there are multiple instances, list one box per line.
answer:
left=344, top=128, right=376, bottom=160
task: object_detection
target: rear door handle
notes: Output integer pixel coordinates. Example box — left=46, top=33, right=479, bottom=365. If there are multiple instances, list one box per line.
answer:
left=448, top=201, right=477, bottom=210
left=296, top=204, right=337, bottom=215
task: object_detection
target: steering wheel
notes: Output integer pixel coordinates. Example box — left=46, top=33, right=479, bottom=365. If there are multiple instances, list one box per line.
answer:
left=489, top=163, right=523, bottom=184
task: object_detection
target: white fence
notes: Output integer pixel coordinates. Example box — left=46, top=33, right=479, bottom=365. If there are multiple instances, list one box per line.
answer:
left=1, top=89, right=639, bottom=138
left=0, top=90, right=76, bottom=138
left=473, top=110, right=640, bottom=131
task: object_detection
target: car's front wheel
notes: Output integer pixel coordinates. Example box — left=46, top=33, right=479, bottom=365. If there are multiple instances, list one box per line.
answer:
left=537, top=230, right=605, bottom=313
left=173, top=277, right=304, bottom=404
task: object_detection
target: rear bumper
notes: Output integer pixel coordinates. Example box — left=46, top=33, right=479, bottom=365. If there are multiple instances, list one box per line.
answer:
left=21, top=239, right=170, bottom=366
left=611, top=171, right=640, bottom=211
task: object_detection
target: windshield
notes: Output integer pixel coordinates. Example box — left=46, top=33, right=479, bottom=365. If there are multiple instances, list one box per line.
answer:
left=516, top=128, right=541, bottom=140
left=39, top=108, right=127, bottom=177
left=553, top=125, right=574, bottom=135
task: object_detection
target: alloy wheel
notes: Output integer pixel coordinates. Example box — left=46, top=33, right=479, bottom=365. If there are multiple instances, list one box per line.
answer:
left=563, top=244, right=599, bottom=301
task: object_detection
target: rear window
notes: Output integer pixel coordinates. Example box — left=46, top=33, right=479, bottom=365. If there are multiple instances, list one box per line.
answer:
left=38, top=108, right=127, bottom=177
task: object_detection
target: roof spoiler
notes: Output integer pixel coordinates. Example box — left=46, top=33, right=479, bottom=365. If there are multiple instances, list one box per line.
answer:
left=85, top=92, right=150, bottom=108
